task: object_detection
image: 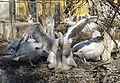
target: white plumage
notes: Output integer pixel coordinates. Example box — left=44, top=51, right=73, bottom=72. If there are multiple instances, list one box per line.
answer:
left=72, top=30, right=104, bottom=61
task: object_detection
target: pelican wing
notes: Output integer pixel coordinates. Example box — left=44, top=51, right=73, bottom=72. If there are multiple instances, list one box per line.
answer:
left=23, top=22, right=54, bottom=51
left=72, top=40, right=89, bottom=52
left=65, top=16, right=98, bottom=39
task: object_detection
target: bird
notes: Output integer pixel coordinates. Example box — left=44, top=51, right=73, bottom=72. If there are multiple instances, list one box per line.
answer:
left=47, top=32, right=77, bottom=70
left=72, top=29, right=104, bottom=61
left=4, top=38, right=44, bottom=66
left=3, top=23, right=47, bottom=66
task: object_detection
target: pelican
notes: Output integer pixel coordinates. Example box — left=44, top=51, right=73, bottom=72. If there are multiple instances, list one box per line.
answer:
left=47, top=32, right=77, bottom=70
left=72, top=29, right=104, bottom=61
left=4, top=38, right=43, bottom=66
left=3, top=23, right=46, bottom=66
left=63, top=16, right=105, bottom=62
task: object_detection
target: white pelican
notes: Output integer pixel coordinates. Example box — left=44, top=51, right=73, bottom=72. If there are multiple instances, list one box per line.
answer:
left=4, top=38, right=43, bottom=66
left=72, top=29, right=104, bottom=61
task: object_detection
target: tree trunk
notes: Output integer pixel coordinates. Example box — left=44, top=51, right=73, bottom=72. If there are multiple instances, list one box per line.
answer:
left=41, top=0, right=47, bottom=28
left=28, top=0, right=37, bottom=22
left=54, top=2, right=60, bottom=27
left=42, top=0, right=46, bottom=21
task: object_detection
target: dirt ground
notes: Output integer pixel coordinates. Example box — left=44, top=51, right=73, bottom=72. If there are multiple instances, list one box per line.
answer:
left=0, top=42, right=120, bottom=83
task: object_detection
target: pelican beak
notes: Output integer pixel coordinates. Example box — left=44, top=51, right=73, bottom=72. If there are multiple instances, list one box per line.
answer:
left=73, top=52, right=80, bottom=55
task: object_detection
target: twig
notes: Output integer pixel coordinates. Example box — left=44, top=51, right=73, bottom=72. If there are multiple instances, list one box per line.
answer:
left=106, top=0, right=120, bottom=15
left=91, top=61, right=111, bottom=70
left=110, top=0, right=120, bottom=24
